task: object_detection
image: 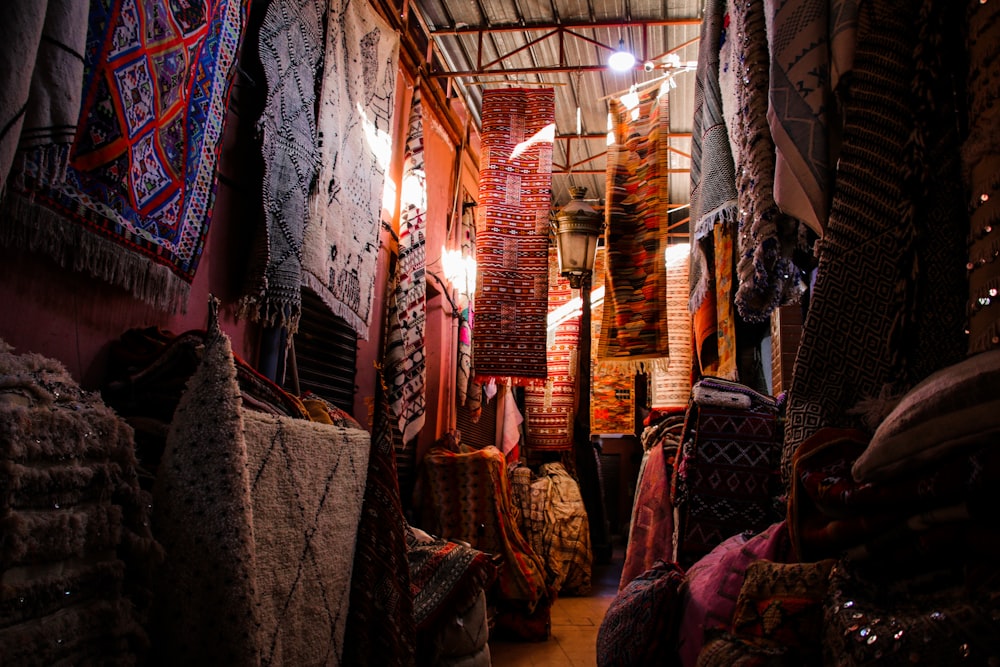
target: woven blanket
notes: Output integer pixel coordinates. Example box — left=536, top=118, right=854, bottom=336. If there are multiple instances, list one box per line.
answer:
left=596, top=561, right=685, bottom=667
left=728, top=0, right=803, bottom=322
left=457, top=200, right=477, bottom=406
left=243, top=410, right=370, bottom=667
left=713, top=221, right=738, bottom=379
left=1, top=0, right=248, bottom=312
left=0, top=339, right=160, bottom=666
left=386, top=91, right=427, bottom=444
left=672, top=401, right=783, bottom=568
left=689, top=0, right=739, bottom=313
left=0, top=0, right=88, bottom=196
left=651, top=245, right=694, bottom=408
left=824, top=561, right=1000, bottom=665
left=509, top=462, right=592, bottom=595
left=473, top=88, right=554, bottom=384
left=599, top=86, right=670, bottom=373
left=153, top=307, right=370, bottom=666
left=783, top=0, right=968, bottom=482
left=765, top=0, right=860, bottom=236
left=339, top=372, right=415, bottom=666
left=406, top=531, right=497, bottom=631
left=419, top=445, right=548, bottom=611
left=239, top=0, right=323, bottom=331
left=524, top=248, right=578, bottom=451
left=304, top=0, right=399, bottom=337
left=676, top=521, right=791, bottom=667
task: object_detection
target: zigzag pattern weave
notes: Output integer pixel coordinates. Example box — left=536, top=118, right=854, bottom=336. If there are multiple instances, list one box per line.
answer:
left=524, top=248, right=577, bottom=450
left=386, top=92, right=427, bottom=445
left=673, top=405, right=782, bottom=568
left=238, top=0, right=322, bottom=331
left=474, top=88, right=554, bottom=384
left=1, top=0, right=248, bottom=312
left=599, top=86, right=670, bottom=374
left=783, top=0, right=968, bottom=481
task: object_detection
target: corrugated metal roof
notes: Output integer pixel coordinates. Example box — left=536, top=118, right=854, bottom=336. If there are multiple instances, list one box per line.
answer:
left=412, top=0, right=702, bottom=237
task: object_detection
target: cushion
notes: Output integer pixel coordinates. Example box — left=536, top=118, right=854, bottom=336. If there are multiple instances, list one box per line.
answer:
left=852, top=348, right=1000, bottom=483
left=597, top=561, right=686, bottom=667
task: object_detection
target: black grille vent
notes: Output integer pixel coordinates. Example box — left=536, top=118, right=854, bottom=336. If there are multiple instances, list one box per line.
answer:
left=287, top=289, right=358, bottom=411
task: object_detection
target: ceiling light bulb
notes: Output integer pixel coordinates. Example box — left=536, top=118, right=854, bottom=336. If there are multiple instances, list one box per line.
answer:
left=607, top=40, right=635, bottom=72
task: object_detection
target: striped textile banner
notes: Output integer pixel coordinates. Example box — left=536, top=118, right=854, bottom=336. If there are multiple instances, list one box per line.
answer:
left=473, top=88, right=555, bottom=385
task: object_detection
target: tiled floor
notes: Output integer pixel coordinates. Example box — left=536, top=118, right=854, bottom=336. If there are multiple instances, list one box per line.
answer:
left=488, top=552, right=623, bottom=666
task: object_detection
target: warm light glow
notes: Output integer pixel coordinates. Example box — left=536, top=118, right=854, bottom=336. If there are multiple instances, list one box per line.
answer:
left=442, top=247, right=477, bottom=299
left=510, top=122, right=556, bottom=159
left=664, top=242, right=690, bottom=264
left=360, top=102, right=397, bottom=223
left=360, top=102, right=394, bottom=172
left=400, top=167, right=426, bottom=209
left=547, top=285, right=605, bottom=331
left=608, top=43, right=636, bottom=72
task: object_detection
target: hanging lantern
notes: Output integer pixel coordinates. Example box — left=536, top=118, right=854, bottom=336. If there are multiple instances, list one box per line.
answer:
left=552, top=186, right=604, bottom=288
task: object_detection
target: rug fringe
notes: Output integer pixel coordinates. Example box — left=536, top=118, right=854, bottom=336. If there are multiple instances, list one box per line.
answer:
left=596, top=356, right=670, bottom=376
left=1, top=193, right=190, bottom=313
left=472, top=374, right=547, bottom=387
left=302, top=272, right=371, bottom=340
left=235, top=293, right=302, bottom=336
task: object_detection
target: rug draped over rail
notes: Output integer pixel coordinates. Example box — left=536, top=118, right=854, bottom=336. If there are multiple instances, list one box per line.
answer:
left=152, top=308, right=370, bottom=666
left=304, top=0, right=399, bottom=338
left=1, top=0, right=248, bottom=312
left=599, top=85, right=671, bottom=375
left=473, top=87, right=554, bottom=385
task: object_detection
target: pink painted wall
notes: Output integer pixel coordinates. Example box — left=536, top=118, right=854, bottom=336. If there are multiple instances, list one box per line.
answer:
left=0, top=65, right=480, bottom=453
left=0, top=103, right=258, bottom=390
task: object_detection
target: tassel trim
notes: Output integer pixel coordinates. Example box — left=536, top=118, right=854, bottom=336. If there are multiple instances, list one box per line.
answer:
left=0, top=193, right=190, bottom=313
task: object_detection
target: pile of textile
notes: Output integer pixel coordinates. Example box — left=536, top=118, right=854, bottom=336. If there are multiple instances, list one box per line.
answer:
left=671, top=378, right=785, bottom=568
left=619, top=409, right=686, bottom=589
left=510, top=462, right=593, bottom=596
left=407, top=526, right=497, bottom=666
left=599, top=356, right=1000, bottom=666
left=418, top=444, right=551, bottom=640
left=150, top=308, right=372, bottom=665
left=0, top=339, right=161, bottom=664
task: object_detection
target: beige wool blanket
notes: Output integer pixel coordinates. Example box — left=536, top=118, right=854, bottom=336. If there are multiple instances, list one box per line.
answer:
left=154, top=309, right=370, bottom=666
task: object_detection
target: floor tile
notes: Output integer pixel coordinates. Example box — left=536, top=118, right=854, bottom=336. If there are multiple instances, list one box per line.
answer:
left=489, top=550, right=623, bottom=666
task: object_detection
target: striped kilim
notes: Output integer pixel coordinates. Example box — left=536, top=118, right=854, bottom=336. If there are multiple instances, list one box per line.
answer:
left=651, top=244, right=694, bottom=408
left=524, top=247, right=578, bottom=451
left=591, top=249, right=636, bottom=435
left=473, top=88, right=554, bottom=385
left=598, top=85, right=671, bottom=375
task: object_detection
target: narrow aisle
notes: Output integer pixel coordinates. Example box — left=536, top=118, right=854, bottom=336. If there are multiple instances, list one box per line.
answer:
left=489, top=549, right=623, bottom=667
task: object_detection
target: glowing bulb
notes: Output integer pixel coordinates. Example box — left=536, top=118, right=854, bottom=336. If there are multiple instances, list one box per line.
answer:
left=607, top=40, right=635, bottom=72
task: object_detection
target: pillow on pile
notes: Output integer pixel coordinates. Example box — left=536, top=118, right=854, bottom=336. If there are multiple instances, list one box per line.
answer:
left=852, top=349, right=1000, bottom=483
